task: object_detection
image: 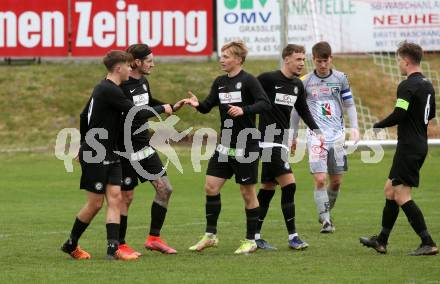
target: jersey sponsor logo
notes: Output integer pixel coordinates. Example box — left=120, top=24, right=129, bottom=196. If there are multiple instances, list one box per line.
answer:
left=275, top=93, right=297, bottom=107
left=321, top=102, right=332, bottom=117
left=320, top=87, right=330, bottom=95
left=311, top=87, right=318, bottom=97
left=326, top=82, right=340, bottom=87
left=133, top=93, right=149, bottom=106
left=331, top=87, right=340, bottom=96
left=236, top=82, right=242, bottom=90
left=219, top=91, right=242, bottom=104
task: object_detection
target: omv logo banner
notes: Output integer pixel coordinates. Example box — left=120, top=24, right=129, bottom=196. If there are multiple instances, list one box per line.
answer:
left=217, top=0, right=280, bottom=55
left=222, top=0, right=271, bottom=24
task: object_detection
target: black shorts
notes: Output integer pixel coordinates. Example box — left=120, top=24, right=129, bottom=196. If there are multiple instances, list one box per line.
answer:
left=389, top=146, right=427, bottom=187
left=121, top=151, right=167, bottom=191
left=206, top=145, right=259, bottom=185
left=80, top=160, right=122, bottom=194
left=260, top=147, right=292, bottom=184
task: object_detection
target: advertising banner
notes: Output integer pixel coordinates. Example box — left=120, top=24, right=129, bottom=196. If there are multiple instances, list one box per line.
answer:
left=216, top=0, right=440, bottom=55
left=71, top=0, right=213, bottom=56
left=0, top=0, right=68, bottom=56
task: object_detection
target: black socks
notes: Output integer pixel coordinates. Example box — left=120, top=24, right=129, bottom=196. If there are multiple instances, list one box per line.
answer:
left=205, top=194, right=221, bottom=234
left=377, top=199, right=399, bottom=245
left=281, top=183, right=296, bottom=235
left=150, top=202, right=167, bottom=237
left=256, top=189, right=275, bottom=234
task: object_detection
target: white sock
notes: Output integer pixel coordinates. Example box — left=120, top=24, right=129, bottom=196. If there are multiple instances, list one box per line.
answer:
left=255, top=233, right=261, bottom=240
left=314, top=189, right=330, bottom=223
left=288, top=233, right=298, bottom=240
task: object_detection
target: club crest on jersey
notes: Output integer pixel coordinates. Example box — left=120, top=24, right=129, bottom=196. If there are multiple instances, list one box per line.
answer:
left=236, top=82, right=242, bottom=90
left=124, top=177, right=132, bottom=186
left=331, top=87, right=340, bottom=96
left=95, top=182, right=103, bottom=191
left=143, top=84, right=147, bottom=91
left=293, top=86, right=299, bottom=95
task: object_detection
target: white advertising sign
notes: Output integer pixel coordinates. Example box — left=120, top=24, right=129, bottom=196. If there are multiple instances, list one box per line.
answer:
left=217, top=0, right=440, bottom=55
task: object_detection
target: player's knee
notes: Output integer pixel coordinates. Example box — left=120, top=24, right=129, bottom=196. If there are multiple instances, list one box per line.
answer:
left=261, top=182, right=276, bottom=190
left=122, top=191, right=134, bottom=206
left=88, top=198, right=104, bottom=212
left=205, top=182, right=219, bottom=195
left=107, top=191, right=122, bottom=207
left=384, top=188, right=394, bottom=200
left=240, top=189, right=255, bottom=204
left=330, top=179, right=341, bottom=191
left=314, top=177, right=326, bottom=189
left=154, top=177, right=173, bottom=201
left=393, top=192, right=410, bottom=206
left=383, top=183, right=394, bottom=199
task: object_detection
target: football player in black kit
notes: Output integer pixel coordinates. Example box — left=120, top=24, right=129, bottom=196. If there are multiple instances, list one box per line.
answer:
left=185, top=41, right=271, bottom=254
left=61, top=51, right=164, bottom=260
left=117, top=44, right=185, bottom=256
left=256, top=44, right=322, bottom=250
left=360, top=41, right=438, bottom=256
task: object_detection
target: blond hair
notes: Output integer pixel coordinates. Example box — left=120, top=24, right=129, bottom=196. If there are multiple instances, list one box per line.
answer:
left=221, top=41, right=248, bottom=64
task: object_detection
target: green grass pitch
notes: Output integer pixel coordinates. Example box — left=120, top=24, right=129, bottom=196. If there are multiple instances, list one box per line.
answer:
left=1, top=148, right=439, bottom=283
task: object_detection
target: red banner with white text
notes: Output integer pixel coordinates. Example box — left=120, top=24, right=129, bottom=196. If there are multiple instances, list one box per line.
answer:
left=70, top=0, right=213, bottom=56
left=0, top=0, right=68, bottom=56
left=0, top=0, right=213, bottom=57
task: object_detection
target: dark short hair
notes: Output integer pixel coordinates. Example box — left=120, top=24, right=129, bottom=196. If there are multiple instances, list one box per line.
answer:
left=397, top=41, right=423, bottom=65
left=312, top=41, right=332, bottom=59
left=126, top=44, right=152, bottom=60
left=282, top=44, right=305, bottom=59
left=102, top=50, right=132, bottom=71
left=126, top=44, right=152, bottom=68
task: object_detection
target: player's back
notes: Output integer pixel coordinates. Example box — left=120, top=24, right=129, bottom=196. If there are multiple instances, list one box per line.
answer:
left=397, top=72, right=436, bottom=151
left=82, top=79, right=125, bottom=160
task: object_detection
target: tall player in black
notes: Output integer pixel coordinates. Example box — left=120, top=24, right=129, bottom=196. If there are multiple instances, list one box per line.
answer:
left=360, top=42, right=438, bottom=256
left=185, top=41, right=271, bottom=254
left=61, top=51, right=161, bottom=260
left=117, top=44, right=185, bottom=255
left=256, top=44, right=321, bottom=250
